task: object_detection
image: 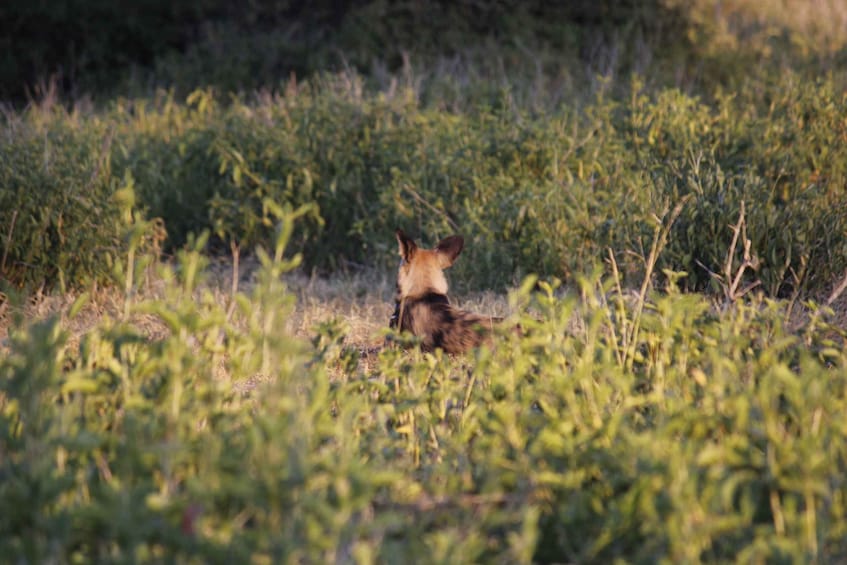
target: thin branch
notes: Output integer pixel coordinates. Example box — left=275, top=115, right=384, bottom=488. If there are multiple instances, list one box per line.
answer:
left=825, top=269, right=847, bottom=307
left=226, top=241, right=240, bottom=322
left=1, top=209, right=18, bottom=277
left=623, top=196, right=690, bottom=368
left=604, top=248, right=625, bottom=368
left=403, top=184, right=460, bottom=232
left=698, top=201, right=762, bottom=305
left=724, top=201, right=744, bottom=281
left=695, top=258, right=721, bottom=282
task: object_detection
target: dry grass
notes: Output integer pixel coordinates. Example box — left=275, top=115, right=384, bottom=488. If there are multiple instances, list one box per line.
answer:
left=2, top=249, right=844, bottom=365
left=0, top=257, right=515, bottom=357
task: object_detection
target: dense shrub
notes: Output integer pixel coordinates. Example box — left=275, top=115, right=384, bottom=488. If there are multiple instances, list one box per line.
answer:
left=624, top=77, right=847, bottom=296
left=2, top=209, right=847, bottom=561
left=0, top=109, right=141, bottom=289
left=6, top=69, right=846, bottom=296
left=127, top=72, right=840, bottom=299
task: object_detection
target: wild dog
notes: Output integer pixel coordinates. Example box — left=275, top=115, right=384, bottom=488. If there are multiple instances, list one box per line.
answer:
left=389, top=229, right=500, bottom=354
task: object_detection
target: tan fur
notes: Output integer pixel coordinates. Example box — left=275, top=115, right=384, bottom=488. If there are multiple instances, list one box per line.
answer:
left=390, top=229, right=500, bottom=354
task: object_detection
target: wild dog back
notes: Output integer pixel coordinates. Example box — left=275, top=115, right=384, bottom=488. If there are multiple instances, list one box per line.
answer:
left=391, top=229, right=499, bottom=354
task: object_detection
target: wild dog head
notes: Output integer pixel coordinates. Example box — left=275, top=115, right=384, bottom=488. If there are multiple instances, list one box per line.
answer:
left=394, top=229, right=464, bottom=301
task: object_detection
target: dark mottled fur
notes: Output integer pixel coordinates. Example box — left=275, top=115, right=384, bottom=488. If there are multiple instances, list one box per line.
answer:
left=391, top=293, right=500, bottom=354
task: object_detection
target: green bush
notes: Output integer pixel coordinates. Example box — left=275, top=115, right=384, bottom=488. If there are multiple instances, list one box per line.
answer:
left=4, top=71, right=847, bottom=296
left=624, top=77, right=847, bottom=296
left=0, top=109, right=142, bottom=290
left=2, top=207, right=847, bottom=561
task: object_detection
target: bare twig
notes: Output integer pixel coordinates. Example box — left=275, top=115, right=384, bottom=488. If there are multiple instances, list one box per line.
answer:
left=403, top=184, right=460, bottom=232
left=825, top=269, right=847, bottom=307
left=604, top=248, right=625, bottom=368
left=724, top=202, right=744, bottom=281
left=622, top=195, right=690, bottom=369
left=1, top=209, right=18, bottom=276
left=700, top=202, right=761, bottom=304
left=784, top=255, right=807, bottom=323
left=95, top=451, right=113, bottom=483
left=226, top=240, right=240, bottom=322
left=695, top=259, right=719, bottom=280
left=725, top=203, right=760, bottom=302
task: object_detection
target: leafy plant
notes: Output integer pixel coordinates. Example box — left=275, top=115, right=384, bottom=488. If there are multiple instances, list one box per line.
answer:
left=3, top=195, right=847, bottom=561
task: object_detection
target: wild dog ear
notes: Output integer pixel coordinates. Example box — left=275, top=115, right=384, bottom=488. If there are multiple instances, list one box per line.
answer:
left=435, top=235, right=464, bottom=268
left=395, top=229, right=417, bottom=262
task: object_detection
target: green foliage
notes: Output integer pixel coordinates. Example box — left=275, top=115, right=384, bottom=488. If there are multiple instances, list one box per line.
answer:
left=4, top=71, right=847, bottom=296
left=3, top=207, right=847, bottom=561
left=0, top=110, right=160, bottom=290
left=624, top=77, right=847, bottom=296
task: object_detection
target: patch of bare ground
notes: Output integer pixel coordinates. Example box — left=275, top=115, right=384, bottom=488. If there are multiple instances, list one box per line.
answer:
left=0, top=256, right=515, bottom=361
left=0, top=279, right=169, bottom=356
left=2, top=250, right=845, bottom=371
